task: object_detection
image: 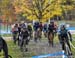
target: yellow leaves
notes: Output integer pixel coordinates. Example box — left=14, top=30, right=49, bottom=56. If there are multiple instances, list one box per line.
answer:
left=25, top=0, right=62, bottom=22
left=21, top=6, right=31, bottom=13
left=23, top=14, right=27, bottom=17
left=52, top=10, right=61, bottom=16
left=27, top=15, right=37, bottom=21
left=1, top=0, right=9, bottom=6
left=43, top=12, right=50, bottom=19
left=12, top=0, right=75, bottom=22
left=54, top=8, right=62, bottom=16
left=14, top=6, right=22, bottom=14
left=64, top=5, right=74, bottom=11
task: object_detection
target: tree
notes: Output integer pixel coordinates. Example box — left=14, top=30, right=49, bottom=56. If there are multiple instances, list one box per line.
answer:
left=0, top=0, right=16, bottom=23
left=13, top=0, right=62, bottom=22
left=13, top=0, right=74, bottom=21
left=60, top=0, right=75, bottom=20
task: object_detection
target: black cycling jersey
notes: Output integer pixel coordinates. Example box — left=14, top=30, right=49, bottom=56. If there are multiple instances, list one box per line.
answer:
left=48, top=24, right=55, bottom=32
left=21, top=30, right=29, bottom=39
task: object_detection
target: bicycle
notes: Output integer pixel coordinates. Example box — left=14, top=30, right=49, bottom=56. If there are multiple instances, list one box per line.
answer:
left=63, top=38, right=72, bottom=58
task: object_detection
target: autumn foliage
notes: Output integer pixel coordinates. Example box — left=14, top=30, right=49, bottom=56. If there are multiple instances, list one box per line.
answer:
left=0, top=0, right=75, bottom=23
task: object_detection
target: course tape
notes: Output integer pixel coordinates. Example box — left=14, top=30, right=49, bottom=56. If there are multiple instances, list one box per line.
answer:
left=32, top=51, right=65, bottom=58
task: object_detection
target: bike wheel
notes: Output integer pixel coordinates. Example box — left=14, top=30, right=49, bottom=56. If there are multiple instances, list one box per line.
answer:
left=8, top=55, right=12, bottom=58
left=65, top=44, right=71, bottom=58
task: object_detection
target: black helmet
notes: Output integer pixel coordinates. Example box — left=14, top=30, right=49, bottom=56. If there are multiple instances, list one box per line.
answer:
left=60, top=23, right=66, bottom=30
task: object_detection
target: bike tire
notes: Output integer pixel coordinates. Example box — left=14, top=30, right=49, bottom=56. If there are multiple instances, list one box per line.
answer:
left=65, top=43, right=71, bottom=58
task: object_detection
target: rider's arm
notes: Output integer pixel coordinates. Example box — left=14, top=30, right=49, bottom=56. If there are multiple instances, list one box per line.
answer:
left=68, top=31, right=72, bottom=42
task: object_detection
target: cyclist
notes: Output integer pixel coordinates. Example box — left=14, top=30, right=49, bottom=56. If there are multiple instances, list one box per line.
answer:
left=48, top=21, right=55, bottom=35
left=48, top=21, right=55, bottom=46
left=39, top=22, right=43, bottom=38
left=43, top=23, right=48, bottom=37
left=20, top=27, right=29, bottom=52
left=33, top=21, right=39, bottom=31
left=39, top=22, right=43, bottom=31
left=27, top=23, right=33, bottom=39
left=58, top=24, right=72, bottom=55
left=12, top=23, right=18, bottom=44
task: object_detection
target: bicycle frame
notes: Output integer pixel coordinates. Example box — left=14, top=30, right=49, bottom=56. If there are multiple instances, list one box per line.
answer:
left=64, top=39, right=71, bottom=58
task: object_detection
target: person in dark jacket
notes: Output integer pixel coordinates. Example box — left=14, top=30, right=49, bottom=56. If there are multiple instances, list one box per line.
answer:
left=12, top=23, right=18, bottom=44
left=58, top=24, right=72, bottom=55
left=48, top=21, right=55, bottom=33
left=43, top=23, right=48, bottom=37
left=20, top=28, right=29, bottom=51
left=39, top=22, right=43, bottom=31
left=48, top=21, right=55, bottom=47
left=33, top=22, right=39, bottom=31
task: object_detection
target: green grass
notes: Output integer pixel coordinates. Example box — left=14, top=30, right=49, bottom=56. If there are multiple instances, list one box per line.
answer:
left=3, top=35, right=75, bottom=58
left=71, top=35, right=75, bottom=57
left=0, top=31, right=75, bottom=58
left=7, top=41, right=23, bottom=58
left=0, top=40, right=35, bottom=58
left=0, top=41, right=23, bottom=58
left=1, top=34, right=12, bottom=37
left=0, top=34, right=75, bottom=58
left=7, top=41, right=35, bottom=58
left=71, top=41, right=75, bottom=57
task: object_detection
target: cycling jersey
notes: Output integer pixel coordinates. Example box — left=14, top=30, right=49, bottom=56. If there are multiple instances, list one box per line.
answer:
left=48, top=24, right=55, bottom=32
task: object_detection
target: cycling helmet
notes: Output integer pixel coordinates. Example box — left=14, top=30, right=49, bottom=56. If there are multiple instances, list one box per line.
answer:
left=60, top=23, right=66, bottom=30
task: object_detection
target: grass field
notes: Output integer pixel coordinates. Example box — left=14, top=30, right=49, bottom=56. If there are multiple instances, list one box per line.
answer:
left=0, top=34, right=75, bottom=58
left=0, top=20, right=75, bottom=58
left=71, top=35, right=75, bottom=58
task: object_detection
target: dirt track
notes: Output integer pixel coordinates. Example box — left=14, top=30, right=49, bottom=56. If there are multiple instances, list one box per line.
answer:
left=3, top=37, right=63, bottom=58
left=28, top=39, right=63, bottom=58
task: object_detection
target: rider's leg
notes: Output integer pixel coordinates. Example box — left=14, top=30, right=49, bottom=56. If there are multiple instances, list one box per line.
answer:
left=66, top=40, right=72, bottom=52
left=52, top=33, right=54, bottom=47
left=13, top=34, right=16, bottom=44
left=34, top=31, right=38, bottom=42
left=25, top=39, right=28, bottom=52
left=38, top=30, right=42, bottom=41
left=48, top=34, right=51, bottom=46
left=65, top=36, right=72, bottom=52
left=20, top=39, right=24, bottom=48
left=48, top=39, right=50, bottom=46
left=48, top=32, right=50, bottom=46
left=17, top=35, right=20, bottom=46
left=66, top=40, right=72, bottom=55
left=14, top=31, right=18, bottom=44
left=61, top=42, right=65, bottom=51
left=39, top=32, right=41, bottom=42
left=34, top=37, right=37, bottom=43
